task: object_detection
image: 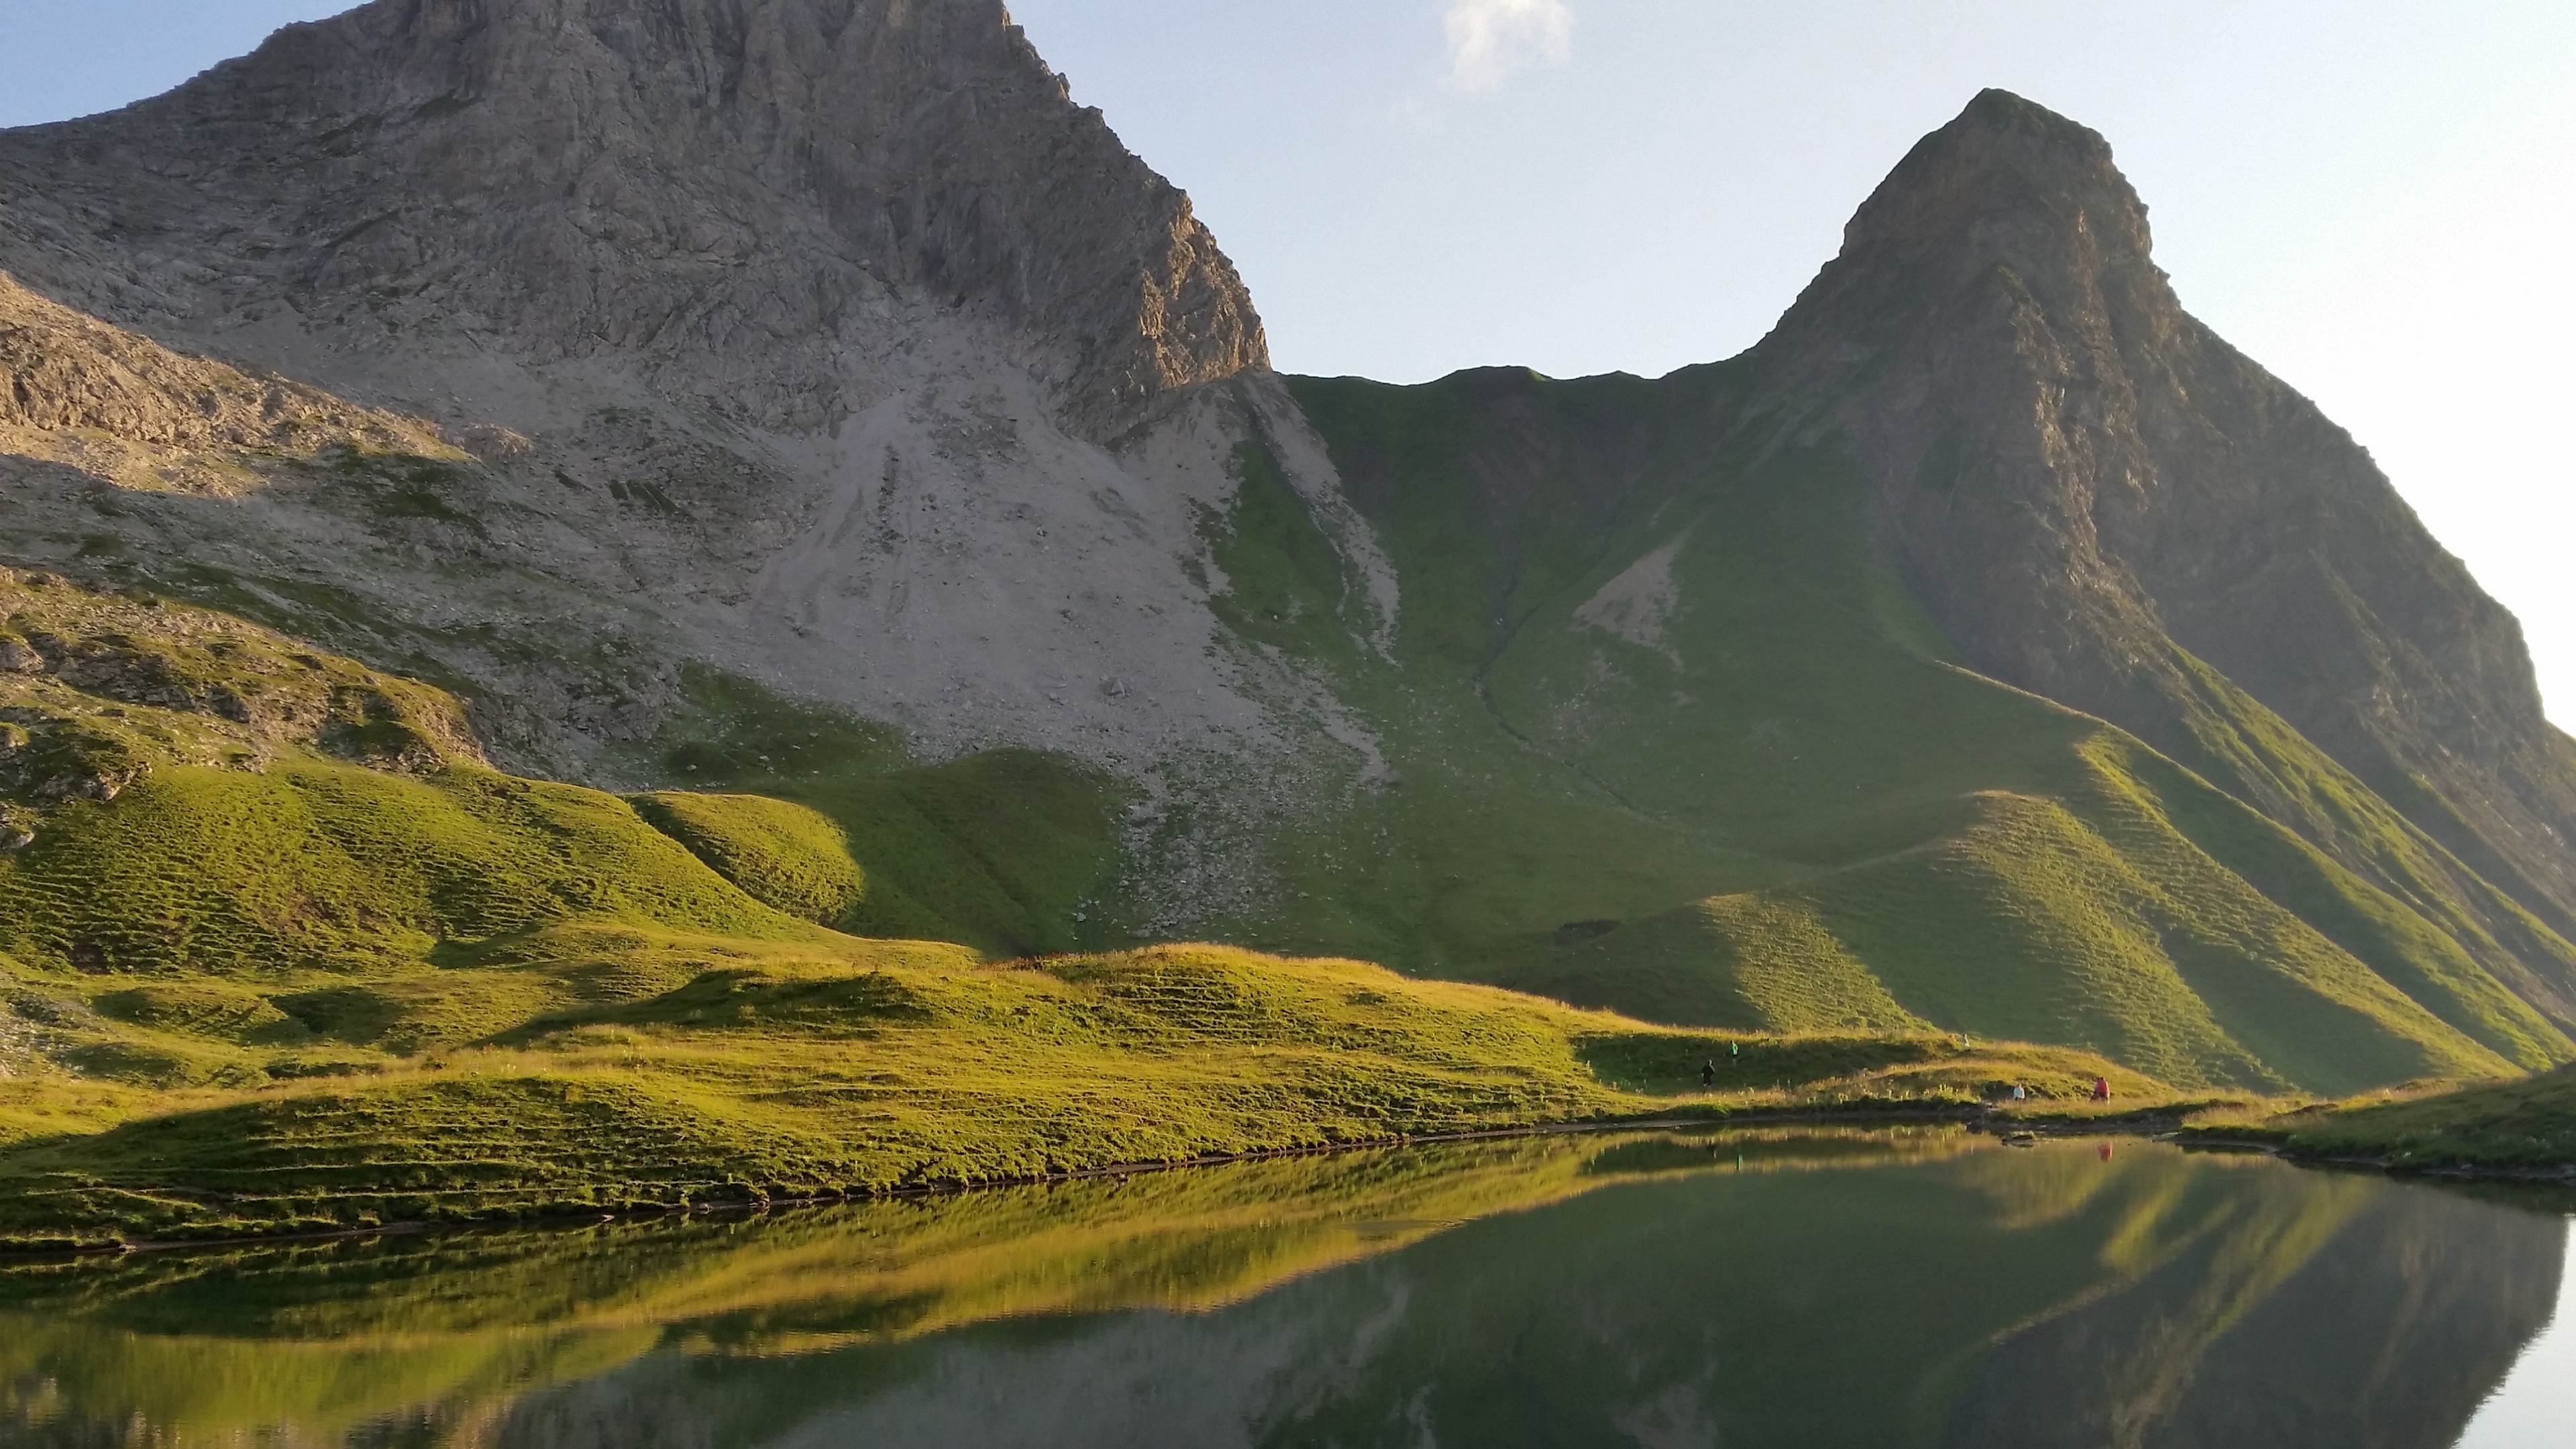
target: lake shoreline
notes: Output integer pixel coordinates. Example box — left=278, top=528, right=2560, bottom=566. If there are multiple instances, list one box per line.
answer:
left=2176, top=1125, right=2576, bottom=1189
left=0, top=1094, right=2246, bottom=1261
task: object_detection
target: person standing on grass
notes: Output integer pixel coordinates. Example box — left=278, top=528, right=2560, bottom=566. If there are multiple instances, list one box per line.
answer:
left=1701, top=1059, right=1716, bottom=1088
left=2091, top=1076, right=2110, bottom=1102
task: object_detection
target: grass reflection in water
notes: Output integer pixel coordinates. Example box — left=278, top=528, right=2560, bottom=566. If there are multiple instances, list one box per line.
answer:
left=0, top=1128, right=2557, bottom=1448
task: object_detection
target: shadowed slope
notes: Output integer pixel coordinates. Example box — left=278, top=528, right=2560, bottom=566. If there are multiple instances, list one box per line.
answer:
left=1744, top=89, right=2576, bottom=987
left=1277, top=360, right=2571, bottom=1093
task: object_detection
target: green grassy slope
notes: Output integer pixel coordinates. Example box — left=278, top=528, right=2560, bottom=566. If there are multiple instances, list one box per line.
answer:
left=0, top=935, right=2145, bottom=1246
left=1259, top=370, right=2576, bottom=1093
left=611, top=666, right=1126, bottom=958
left=0, top=573, right=2154, bottom=1244
left=2213, top=1065, right=2576, bottom=1173
left=5, top=568, right=1127, bottom=967
left=0, top=763, right=824, bottom=977
left=3, top=381, right=2561, bottom=1197
left=0, top=572, right=836, bottom=984
left=631, top=792, right=867, bottom=924
left=1521, top=737, right=2558, bottom=1095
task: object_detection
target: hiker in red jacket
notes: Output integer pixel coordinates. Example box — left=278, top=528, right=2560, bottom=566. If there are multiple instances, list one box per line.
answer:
left=2090, top=1076, right=2110, bottom=1102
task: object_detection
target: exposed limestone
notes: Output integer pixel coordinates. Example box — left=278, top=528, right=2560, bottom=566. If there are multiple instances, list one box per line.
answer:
left=0, top=272, right=462, bottom=495
left=1576, top=536, right=1686, bottom=665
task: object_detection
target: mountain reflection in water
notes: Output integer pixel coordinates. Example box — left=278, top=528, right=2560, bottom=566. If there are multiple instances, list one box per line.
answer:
left=0, top=1130, right=2559, bottom=1448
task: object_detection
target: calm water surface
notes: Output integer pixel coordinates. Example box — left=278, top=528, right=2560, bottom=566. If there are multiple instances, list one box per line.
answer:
left=0, top=1129, right=2566, bottom=1448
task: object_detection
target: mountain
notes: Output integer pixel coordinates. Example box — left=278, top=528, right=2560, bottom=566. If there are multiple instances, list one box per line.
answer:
left=1752, top=91, right=2576, bottom=1012
left=0, top=0, right=1354, bottom=897
left=2, top=4, right=2573, bottom=1103
left=1264, top=94, right=2576, bottom=1091
left=0, top=0, right=1263, bottom=431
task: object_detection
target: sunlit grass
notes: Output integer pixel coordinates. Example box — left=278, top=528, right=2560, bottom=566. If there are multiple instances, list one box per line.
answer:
left=0, top=936, right=2169, bottom=1246
left=2185, top=1064, right=2576, bottom=1171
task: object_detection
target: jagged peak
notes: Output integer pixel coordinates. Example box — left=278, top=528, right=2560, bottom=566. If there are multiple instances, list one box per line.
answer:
left=1954, top=88, right=2116, bottom=162
left=1741, top=87, right=2169, bottom=378
left=1837, top=88, right=2147, bottom=265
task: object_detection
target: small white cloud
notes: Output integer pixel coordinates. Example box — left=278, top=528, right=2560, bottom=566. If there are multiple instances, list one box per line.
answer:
left=1444, top=0, right=1574, bottom=93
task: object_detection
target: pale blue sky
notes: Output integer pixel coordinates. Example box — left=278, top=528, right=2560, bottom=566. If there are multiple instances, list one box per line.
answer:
left=3, top=1, right=2571, bottom=723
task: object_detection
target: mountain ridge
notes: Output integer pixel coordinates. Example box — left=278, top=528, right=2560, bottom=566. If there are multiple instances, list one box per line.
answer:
left=0, top=5, right=2570, bottom=1102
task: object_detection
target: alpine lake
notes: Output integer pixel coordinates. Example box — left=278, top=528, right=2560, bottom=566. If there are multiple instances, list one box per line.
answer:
left=0, top=1127, right=2567, bottom=1448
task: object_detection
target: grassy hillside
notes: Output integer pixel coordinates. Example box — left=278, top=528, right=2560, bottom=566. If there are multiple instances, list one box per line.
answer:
left=9, top=365, right=2559, bottom=1126
left=1519, top=737, right=2560, bottom=1096
left=2204, top=1065, right=2576, bottom=1174
left=0, top=568, right=1121, bottom=966
left=0, top=570, right=816, bottom=981
left=0, top=463, right=2558, bottom=1228
left=610, top=665, right=1127, bottom=958
left=0, top=934, right=2147, bottom=1246
left=1248, top=370, right=2576, bottom=1093
left=0, top=570, right=2159, bottom=1244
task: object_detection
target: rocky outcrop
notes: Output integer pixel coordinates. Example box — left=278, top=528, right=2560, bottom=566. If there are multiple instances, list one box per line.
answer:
left=0, top=271, right=460, bottom=493
left=1743, top=89, right=2576, bottom=951
left=0, top=568, right=487, bottom=841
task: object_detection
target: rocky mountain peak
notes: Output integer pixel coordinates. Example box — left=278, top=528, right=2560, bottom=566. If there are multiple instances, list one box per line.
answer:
left=1851, top=90, right=2141, bottom=281
left=1739, top=88, right=2576, bottom=958
left=0, top=0, right=1267, bottom=433
left=1851, top=90, right=2123, bottom=229
left=1780, top=89, right=2161, bottom=358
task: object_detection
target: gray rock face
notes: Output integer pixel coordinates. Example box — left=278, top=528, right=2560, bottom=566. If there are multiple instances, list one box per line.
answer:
left=0, top=271, right=456, bottom=493
left=1745, top=89, right=2576, bottom=950
left=0, top=0, right=1366, bottom=930
left=0, top=0, right=1265, bottom=438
